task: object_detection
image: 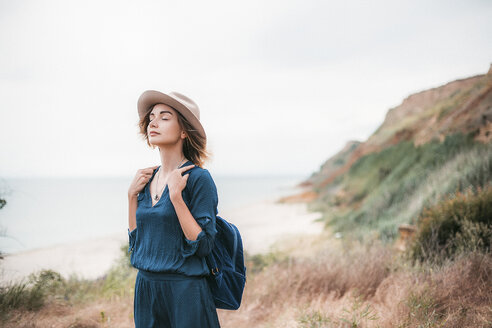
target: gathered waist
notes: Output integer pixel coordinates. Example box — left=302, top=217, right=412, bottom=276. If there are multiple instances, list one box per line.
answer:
left=137, top=269, right=206, bottom=281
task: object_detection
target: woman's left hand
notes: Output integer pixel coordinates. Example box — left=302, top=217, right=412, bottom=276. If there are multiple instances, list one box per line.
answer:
left=167, top=164, right=195, bottom=200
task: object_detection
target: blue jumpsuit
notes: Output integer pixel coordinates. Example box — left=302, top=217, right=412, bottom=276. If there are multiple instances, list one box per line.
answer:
left=128, top=160, right=221, bottom=328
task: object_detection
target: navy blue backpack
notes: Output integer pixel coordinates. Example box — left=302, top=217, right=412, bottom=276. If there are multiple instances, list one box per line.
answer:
left=205, top=215, right=247, bottom=310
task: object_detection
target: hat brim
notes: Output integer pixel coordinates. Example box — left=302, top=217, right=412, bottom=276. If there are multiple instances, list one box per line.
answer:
left=137, top=90, right=206, bottom=140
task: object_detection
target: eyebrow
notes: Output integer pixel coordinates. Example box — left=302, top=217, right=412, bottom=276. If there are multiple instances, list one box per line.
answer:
left=149, top=110, right=173, bottom=117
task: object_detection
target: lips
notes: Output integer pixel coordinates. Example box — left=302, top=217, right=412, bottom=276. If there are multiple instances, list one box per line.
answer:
left=149, top=131, right=160, bottom=136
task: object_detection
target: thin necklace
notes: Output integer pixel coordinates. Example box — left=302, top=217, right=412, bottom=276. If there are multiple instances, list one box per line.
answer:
left=153, top=157, right=186, bottom=202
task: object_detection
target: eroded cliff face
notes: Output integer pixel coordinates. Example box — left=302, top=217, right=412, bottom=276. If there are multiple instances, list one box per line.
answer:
left=300, top=64, right=492, bottom=195
left=370, top=65, right=492, bottom=148
left=302, top=140, right=361, bottom=187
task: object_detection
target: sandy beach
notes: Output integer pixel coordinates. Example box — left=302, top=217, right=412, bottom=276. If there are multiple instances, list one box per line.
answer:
left=0, top=196, right=324, bottom=286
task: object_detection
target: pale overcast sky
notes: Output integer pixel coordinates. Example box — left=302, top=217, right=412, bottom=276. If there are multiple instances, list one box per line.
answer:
left=1, top=0, right=491, bottom=178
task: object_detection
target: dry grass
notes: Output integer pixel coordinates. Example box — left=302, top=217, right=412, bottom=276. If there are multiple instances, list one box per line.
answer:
left=3, top=296, right=134, bottom=328
left=219, top=236, right=492, bottom=328
left=2, top=235, right=490, bottom=327
left=395, top=251, right=492, bottom=328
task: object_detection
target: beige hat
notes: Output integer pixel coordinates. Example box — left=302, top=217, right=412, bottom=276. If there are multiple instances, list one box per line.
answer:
left=137, top=90, right=206, bottom=140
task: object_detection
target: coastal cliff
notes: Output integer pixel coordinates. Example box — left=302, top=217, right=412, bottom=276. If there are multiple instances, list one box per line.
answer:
left=283, top=64, right=492, bottom=242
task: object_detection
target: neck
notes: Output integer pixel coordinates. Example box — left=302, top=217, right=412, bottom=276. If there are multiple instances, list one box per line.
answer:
left=158, top=145, right=186, bottom=175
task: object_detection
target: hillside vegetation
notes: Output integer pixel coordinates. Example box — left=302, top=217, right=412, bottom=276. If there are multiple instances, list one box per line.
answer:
left=298, top=64, right=492, bottom=247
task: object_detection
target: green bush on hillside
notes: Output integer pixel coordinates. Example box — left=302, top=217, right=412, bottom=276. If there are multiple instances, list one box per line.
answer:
left=409, top=183, right=492, bottom=264
left=0, top=243, right=137, bottom=320
left=244, top=249, right=289, bottom=275
left=0, top=269, right=64, bottom=317
left=323, top=132, right=492, bottom=243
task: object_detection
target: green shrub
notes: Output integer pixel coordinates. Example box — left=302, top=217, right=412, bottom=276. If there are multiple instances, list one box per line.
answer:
left=0, top=269, right=63, bottom=317
left=244, top=249, right=289, bottom=275
left=409, top=184, right=492, bottom=264
left=297, top=309, right=332, bottom=327
left=0, top=242, right=137, bottom=320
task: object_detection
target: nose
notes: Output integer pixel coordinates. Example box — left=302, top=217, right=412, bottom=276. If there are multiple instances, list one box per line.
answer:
left=149, top=118, right=158, bottom=128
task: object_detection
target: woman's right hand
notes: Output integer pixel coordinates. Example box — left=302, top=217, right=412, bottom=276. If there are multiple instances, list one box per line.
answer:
left=128, top=165, right=159, bottom=198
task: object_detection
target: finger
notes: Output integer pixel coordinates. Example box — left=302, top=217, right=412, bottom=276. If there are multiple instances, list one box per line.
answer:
left=141, top=170, right=154, bottom=177
left=179, top=164, right=196, bottom=171
left=139, top=166, right=157, bottom=175
left=137, top=176, right=149, bottom=185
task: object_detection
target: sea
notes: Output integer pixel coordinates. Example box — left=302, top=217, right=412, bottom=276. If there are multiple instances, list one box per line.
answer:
left=0, top=174, right=307, bottom=255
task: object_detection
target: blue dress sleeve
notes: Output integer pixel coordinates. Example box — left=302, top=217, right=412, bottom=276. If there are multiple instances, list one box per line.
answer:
left=128, top=227, right=137, bottom=253
left=181, top=170, right=218, bottom=259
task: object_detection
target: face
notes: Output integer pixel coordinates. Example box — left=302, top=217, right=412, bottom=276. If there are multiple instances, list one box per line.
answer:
left=147, top=104, right=186, bottom=148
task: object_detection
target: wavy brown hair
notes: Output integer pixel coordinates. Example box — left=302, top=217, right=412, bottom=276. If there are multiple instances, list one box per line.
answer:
left=137, top=103, right=212, bottom=168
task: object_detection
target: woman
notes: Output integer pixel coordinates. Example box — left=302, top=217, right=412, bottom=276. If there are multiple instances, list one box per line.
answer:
left=127, top=90, right=221, bottom=327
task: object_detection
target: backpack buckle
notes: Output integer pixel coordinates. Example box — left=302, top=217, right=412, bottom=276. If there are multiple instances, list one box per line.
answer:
left=211, top=267, right=219, bottom=276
